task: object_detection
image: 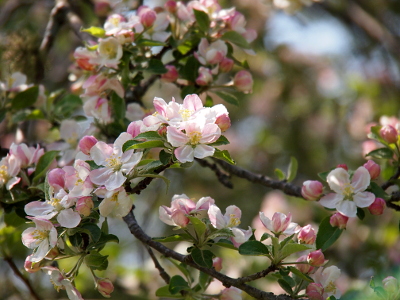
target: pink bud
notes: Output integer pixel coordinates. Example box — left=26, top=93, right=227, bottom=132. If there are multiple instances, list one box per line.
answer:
left=306, top=283, right=324, bottom=300
left=24, top=255, right=41, bottom=273
left=76, top=196, right=94, bottom=217
left=301, top=180, right=323, bottom=201
left=196, top=67, right=213, bottom=86
left=363, top=160, right=380, bottom=180
left=213, top=257, right=223, bottom=272
left=380, top=125, right=398, bottom=144
left=307, top=249, right=326, bottom=267
left=79, top=135, right=98, bottom=155
left=161, top=65, right=179, bottom=83
left=233, top=70, right=253, bottom=93
left=171, top=210, right=190, bottom=227
left=47, top=168, right=65, bottom=190
left=296, top=255, right=314, bottom=274
left=368, top=197, right=386, bottom=215
left=157, top=125, right=168, bottom=136
left=140, top=8, right=157, bottom=27
left=216, top=114, right=231, bottom=132
left=219, top=58, right=234, bottom=73
left=298, top=224, right=316, bottom=244
left=330, top=212, right=349, bottom=229
left=165, top=0, right=177, bottom=13
left=97, top=278, right=114, bottom=298
left=336, top=164, right=348, bottom=171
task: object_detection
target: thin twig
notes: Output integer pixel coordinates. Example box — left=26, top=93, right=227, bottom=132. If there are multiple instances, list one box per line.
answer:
left=236, top=264, right=279, bottom=284
left=381, top=166, right=400, bottom=191
left=196, top=158, right=233, bottom=189
left=4, top=256, right=42, bottom=300
left=145, top=245, right=171, bottom=284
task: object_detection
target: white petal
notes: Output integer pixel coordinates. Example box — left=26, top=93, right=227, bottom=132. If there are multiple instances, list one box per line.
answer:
left=351, top=167, right=371, bottom=193
left=336, top=200, right=357, bottom=218
left=193, top=144, right=215, bottom=159
left=319, top=193, right=343, bottom=209
left=99, top=198, right=115, bottom=217
left=327, top=168, right=350, bottom=194
left=57, top=209, right=81, bottom=228
left=30, top=240, right=49, bottom=262
left=104, top=171, right=126, bottom=190
left=175, top=145, right=194, bottom=163
left=259, top=212, right=272, bottom=231
left=353, top=192, right=375, bottom=208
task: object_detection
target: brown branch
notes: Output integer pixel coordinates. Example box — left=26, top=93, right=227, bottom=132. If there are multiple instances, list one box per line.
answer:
left=196, top=158, right=233, bottom=189
left=236, top=264, right=279, bottom=284
left=145, top=245, right=171, bottom=284
left=213, top=159, right=303, bottom=198
left=381, top=165, right=400, bottom=191
left=123, top=210, right=297, bottom=300
left=4, top=256, right=42, bottom=300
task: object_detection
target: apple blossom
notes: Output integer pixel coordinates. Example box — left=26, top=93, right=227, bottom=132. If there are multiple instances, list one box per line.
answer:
left=311, top=265, right=341, bottom=299
left=96, top=186, right=133, bottom=218
left=43, top=266, right=84, bottom=300
left=24, top=255, right=42, bottom=273
left=0, top=71, right=31, bottom=92
left=208, top=204, right=241, bottom=229
left=97, top=278, right=114, bottom=298
left=319, top=166, right=375, bottom=218
left=0, top=154, right=21, bottom=190
left=363, top=160, right=381, bottom=180
left=73, top=47, right=97, bottom=71
left=196, top=67, right=213, bottom=86
left=329, top=212, right=349, bottom=229
left=259, top=212, right=299, bottom=236
left=78, top=136, right=98, bottom=155
left=142, top=12, right=170, bottom=43
left=161, top=65, right=179, bottom=83
left=298, top=224, right=316, bottom=244
left=336, top=164, right=348, bottom=171
left=91, top=37, right=123, bottom=68
left=296, top=255, right=314, bottom=274
left=230, top=226, right=253, bottom=247
left=165, top=0, right=177, bottom=13
left=307, top=249, right=327, bottom=267
left=380, top=125, right=398, bottom=144
left=21, top=217, right=58, bottom=262
left=195, top=38, right=228, bottom=65
left=234, top=70, right=253, bottom=93
left=83, top=96, right=112, bottom=124
left=219, top=57, right=234, bottom=73
left=306, top=283, right=324, bottom=300
left=139, top=6, right=157, bottom=27
left=301, top=180, right=323, bottom=201
left=9, top=143, right=44, bottom=169
left=368, top=197, right=386, bottom=215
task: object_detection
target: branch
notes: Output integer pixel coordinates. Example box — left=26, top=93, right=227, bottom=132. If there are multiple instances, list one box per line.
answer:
left=145, top=245, right=170, bottom=284
left=381, top=165, right=400, bottom=191
left=212, top=159, right=303, bottom=198
left=123, top=210, right=297, bottom=300
left=196, top=158, right=233, bottom=189
left=236, top=264, right=279, bottom=284
left=4, top=256, right=42, bottom=300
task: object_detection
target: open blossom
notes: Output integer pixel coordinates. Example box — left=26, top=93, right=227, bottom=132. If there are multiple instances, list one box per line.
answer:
left=208, top=204, right=241, bottom=229
left=89, top=132, right=143, bottom=190
left=43, top=266, right=84, bottom=300
left=319, top=166, right=375, bottom=217
left=311, top=266, right=341, bottom=299
left=259, top=212, right=299, bottom=236
left=196, top=67, right=213, bottom=86
left=0, top=71, right=32, bottom=92
left=10, top=143, right=44, bottom=169
left=21, top=217, right=58, bottom=262
left=83, top=96, right=112, bottom=124
left=142, top=12, right=170, bottom=42
left=96, top=186, right=133, bottom=218
left=0, top=154, right=21, bottom=190
left=90, top=37, right=123, bottom=68
left=195, top=38, right=228, bottom=65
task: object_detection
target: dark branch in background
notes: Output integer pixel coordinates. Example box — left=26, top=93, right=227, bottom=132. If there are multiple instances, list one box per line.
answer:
left=381, top=166, right=400, bottom=191
left=4, top=256, right=41, bottom=300
left=236, top=264, right=279, bottom=284
left=145, top=245, right=170, bottom=284
left=196, top=158, right=233, bottom=189
left=0, top=0, right=32, bottom=28
left=123, top=210, right=296, bottom=300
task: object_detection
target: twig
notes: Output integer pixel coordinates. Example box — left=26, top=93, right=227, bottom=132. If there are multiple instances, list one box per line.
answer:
left=196, top=158, right=233, bottom=189
left=123, top=210, right=296, bottom=300
left=145, top=245, right=170, bottom=284
left=236, top=264, right=279, bottom=284
left=4, top=256, right=42, bottom=300
left=381, top=166, right=400, bottom=191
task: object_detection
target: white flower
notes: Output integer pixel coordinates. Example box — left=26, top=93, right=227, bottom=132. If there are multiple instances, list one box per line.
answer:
left=319, top=167, right=375, bottom=217
left=311, top=265, right=341, bottom=299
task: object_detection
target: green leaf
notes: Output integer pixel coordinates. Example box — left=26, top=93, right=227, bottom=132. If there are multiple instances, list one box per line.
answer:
left=169, top=275, right=190, bottom=294
left=278, top=279, right=293, bottom=295
left=239, top=240, right=269, bottom=256
left=207, top=228, right=234, bottom=240
left=208, top=135, right=230, bottom=147
left=111, top=92, right=126, bottom=123
left=198, top=271, right=210, bottom=290
left=85, top=252, right=109, bottom=271
left=147, top=59, right=168, bottom=74
left=139, top=160, right=164, bottom=173
left=318, top=170, right=331, bottom=182
left=180, top=56, right=200, bottom=82
left=366, top=147, right=394, bottom=159
left=153, top=233, right=193, bottom=243
left=81, top=26, right=105, bottom=37
left=81, top=223, right=101, bottom=242
left=32, top=151, right=59, bottom=184
left=315, top=217, right=343, bottom=251
left=155, top=286, right=184, bottom=298
left=134, top=131, right=163, bottom=140
left=126, top=140, right=165, bottom=151
left=88, top=233, right=119, bottom=251
left=160, top=150, right=172, bottom=165
left=260, top=232, right=272, bottom=241
left=54, top=94, right=82, bottom=119
left=213, top=149, right=235, bottom=164
left=11, top=86, right=39, bottom=110
left=279, top=243, right=312, bottom=260
left=193, top=9, right=210, bottom=33
left=205, top=95, right=213, bottom=107
left=187, top=216, right=207, bottom=240
left=287, top=157, right=298, bottom=182
left=191, top=248, right=214, bottom=268
left=136, top=39, right=167, bottom=47
left=214, top=239, right=237, bottom=250
left=275, top=168, right=286, bottom=181
left=369, top=182, right=388, bottom=199
left=287, top=266, right=313, bottom=282
left=356, top=207, right=365, bottom=220
left=214, top=91, right=239, bottom=106
left=222, top=31, right=251, bottom=49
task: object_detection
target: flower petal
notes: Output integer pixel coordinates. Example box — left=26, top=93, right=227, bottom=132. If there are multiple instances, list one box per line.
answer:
left=351, top=166, right=370, bottom=193
left=353, top=192, right=375, bottom=208
left=336, top=200, right=357, bottom=217
left=57, top=209, right=81, bottom=228
left=326, top=168, right=350, bottom=194
left=319, top=193, right=343, bottom=209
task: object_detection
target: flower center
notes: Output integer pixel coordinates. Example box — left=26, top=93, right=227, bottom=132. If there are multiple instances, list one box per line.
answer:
left=50, top=197, right=63, bottom=211
left=228, top=214, right=241, bottom=227
left=188, top=131, right=202, bottom=145
left=179, top=108, right=193, bottom=121
left=342, top=184, right=354, bottom=200
left=325, top=281, right=337, bottom=294
left=106, top=155, right=122, bottom=171
left=32, top=229, right=49, bottom=241
left=0, top=165, right=9, bottom=183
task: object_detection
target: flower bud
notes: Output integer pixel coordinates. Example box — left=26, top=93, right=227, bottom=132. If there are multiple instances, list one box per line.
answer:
left=215, top=114, right=231, bottom=132
left=48, top=168, right=65, bottom=190
left=233, top=70, right=253, bottom=93
left=330, top=212, right=349, bottom=229
left=296, top=255, right=314, bottom=274
left=306, top=283, right=324, bottom=300
left=24, top=255, right=42, bottom=273
left=220, top=287, right=242, bottom=300
left=298, top=224, right=316, bottom=244
left=383, top=276, right=399, bottom=293
left=213, top=257, right=223, bottom=272
left=165, top=0, right=177, bottom=13
left=140, top=8, right=157, bottom=27
left=157, top=125, right=168, bottom=137
left=301, top=180, right=323, bottom=201
left=307, top=249, right=326, bottom=267
left=196, top=67, right=213, bottom=86
left=219, top=58, right=234, bottom=73
left=363, top=160, right=380, bottom=180
left=171, top=209, right=189, bottom=228
left=368, top=197, right=386, bottom=215
left=97, top=278, right=114, bottom=298
left=78, top=135, right=98, bottom=155
left=161, top=65, right=179, bottom=83
left=380, top=125, right=398, bottom=144
left=336, top=164, right=348, bottom=171
left=76, top=196, right=94, bottom=217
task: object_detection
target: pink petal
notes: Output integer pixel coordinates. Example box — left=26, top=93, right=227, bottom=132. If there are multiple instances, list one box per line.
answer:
left=175, top=145, right=194, bottom=163
left=167, top=127, right=189, bottom=147
left=351, top=167, right=370, bottom=193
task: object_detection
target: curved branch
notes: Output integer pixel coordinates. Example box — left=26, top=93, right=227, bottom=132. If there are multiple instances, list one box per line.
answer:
left=123, top=210, right=297, bottom=300
left=145, top=245, right=170, bottom=284
left=236, top=264, right=279, bottom=284
left=196, top=158, right=233, bottom=189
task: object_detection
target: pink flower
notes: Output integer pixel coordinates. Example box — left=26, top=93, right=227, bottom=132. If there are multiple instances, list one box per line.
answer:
left=24, top=255, right=42, bottom=273
left=220, top=287, right=242, bottom=300
left=363, top=160, right=380, bottom=180
left=76, top=196, right=94, bottom=216
left=319, top=166, right=375, bottom=217
left=83, top=96, right=112, bottom=124
left=78, top=136, right=98, bottom=155
left=301, top=180, right=323, bottom=201
left=380, top=125, right=398, bottom=144
left=230, top=226, right=252, bottom=247
left=73, top=47, right=97, bottom=71
left=306, top=283, right=324, bottom=300
left=208, top=204, right=241, bottom=229
left=368, top=197, right=386, bottom=215
left=219, top=57, right=234, bottom=73
left=259, top=212, right=299, bottom=236
left=21, top=217, right=58, bottom=262
left=161, top=65, right=179, bottom=83
left=307, top=249, right=327, bottom=267
left=298, top=224, right=316, bottom=244
left=89, top=132, right=143, bottom=190
left=9, top=143, right=44, bottom=168
left=0, top=154, right=21, bottom=190
left=139, top=6, right=157, bottom=27
left=296, top=255, right=314, bottom=274
left=195, top=38, right=228, bottom=65
left=234, top=70, right=253, bottom=93
left=329, top=212, right=349, bottom=229
left=97, top=278, right=114, bottom=298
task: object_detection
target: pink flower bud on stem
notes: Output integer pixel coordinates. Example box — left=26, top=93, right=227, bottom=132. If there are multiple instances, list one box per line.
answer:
left=219, top=58, right=234, bottom=73
left=97, top=278, right=114, bottom=298
left=233, top=70, right=253, bottom=93
left=380, top=125, right=398, bottom=144
left=79, top=136, right=98, bottom=155
left=368, top=197, right=386, bottom=215
left=298, top=224, right=316, bottom=244
left=165, top=1, right=177, bottom=13
left=307, top=249, right=326, bottom=267
left=306, top=283, right=324, bottom=300
left=301, top=180, right=323, bottom=201
left=140, top=8, right=157, bottom=27
left=196, top=67, right=213, bottom=86
left=363, top=160, right=380, bottom=180
left=296, top=255, right=314, bottom=274
left=330, top=212, right=349, bottom=229
left=336, top=164, right=348, bottom=171
left=24, top=255, right=42, bottom=273
left=216, top=114, right=231, bottom=132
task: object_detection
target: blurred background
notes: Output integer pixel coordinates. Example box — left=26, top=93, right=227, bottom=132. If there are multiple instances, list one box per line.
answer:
left=1, top=0, right=400, bottom=299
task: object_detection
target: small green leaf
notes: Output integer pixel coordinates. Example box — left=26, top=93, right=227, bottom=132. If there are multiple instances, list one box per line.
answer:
left=213, top=149, right=235, bottom=164
left=193, top=9, right=210, bottom=33
left=239, top=240, right=269, bottom=256
left=366, top=148, right=394, bottom=159
left=187, top=216, right=207, bottom=239
left=85, top=252, right=108, bottom=270
left=279, top=243, right=312, bottom=260
left=54, top=94, right=82, bottom=119
left=81, top=223, right=101, bottom=242
left=11, top=86, right=39, bottom=110
left=147, top=59, right=168, bottom=74
left=155, top=286, right=184, bottom=298
left=111, top=92, right=125, bottom=123
left=88, top=233, right=119, bottom=251
left=278, top=279, right=293, bottom=295
left=214, top=91, right=239, bottom=106
left=134, top=131, right=163, bottom=140
left=222, top=31, right=251, bottom=49
left=369, top=182, right=388, bottom=199
left=160, top=150, right=172, bottom=165
left=126, top=140, right=165, bottom=150
left=180, top=56, right=200, bottom=82
left=315, top=217, right=343, bottom=251
left=33, top=151, right=59, bottom=184
left=260, top=232, right=272, bottom=241
left=81, top=26, right=106, bottom=37
left=205, top=95, right=213, bottom=107
left=169, top=275, right=190, bottom=294
left=153, top=233, right=193, bottom=243
left=208, top=135, right=230, bottom=147
left=214, top=239, right=237, bottom=250
left=275, top=168, right=286, bottom=181
left=287, top=157, right=298, bottom=182
left=191, top=248, right=214, bottom=268
left=136, top=39, right=167, bottom=47
left=318, top=170, right=331, bottom=182
left=356, top=207, right=365, bottom=220
left=198, top=271, right=209, bottom=290
left=287, top=266, right=313, bottom=282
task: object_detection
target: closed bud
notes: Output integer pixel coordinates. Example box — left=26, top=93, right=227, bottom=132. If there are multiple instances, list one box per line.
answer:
left=24, top=255, right=42, bottom=273
left=45, top=247, right=60, bottom=259
left=76, top=196, right=94, bottom=217
left=79, top=135, right=98, bottom=155
left=161, top=65, right=179, bottom=83
left=212, top=257, right=223, bottom=272
left=140, top=8, right=157, bottom=27
left=368, top=197, right=386, bottom=215
left=298, top=224, right=316, bottom=244
left=382, top=276, right=399, bottom=293
left=97, top=278, right=114, bottom=298
left=380, top=125, right=398, bottom=144
left=336, top=164, right=348, bottom=171
left=48, top=168, right=65, bottom=190
left=301, top=180, right=323, bottom=201
left=330, top=212, right=349, bottom=229
left=307, top=249, right=326, bottom=267
left=165, top=0, right=177, bottom=13
left=196, top=67, right=213, bottom=86
left=216, top=114, right=231, bottom=132
left=363, top=160, right=380, bottom=180
left=306, top=283, right=324, bottom=300
left=233, top=70, right=253, bottom=93
left=219, top=57, right=234, bottom=73
left=296, top=255, right=314, bottom=274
